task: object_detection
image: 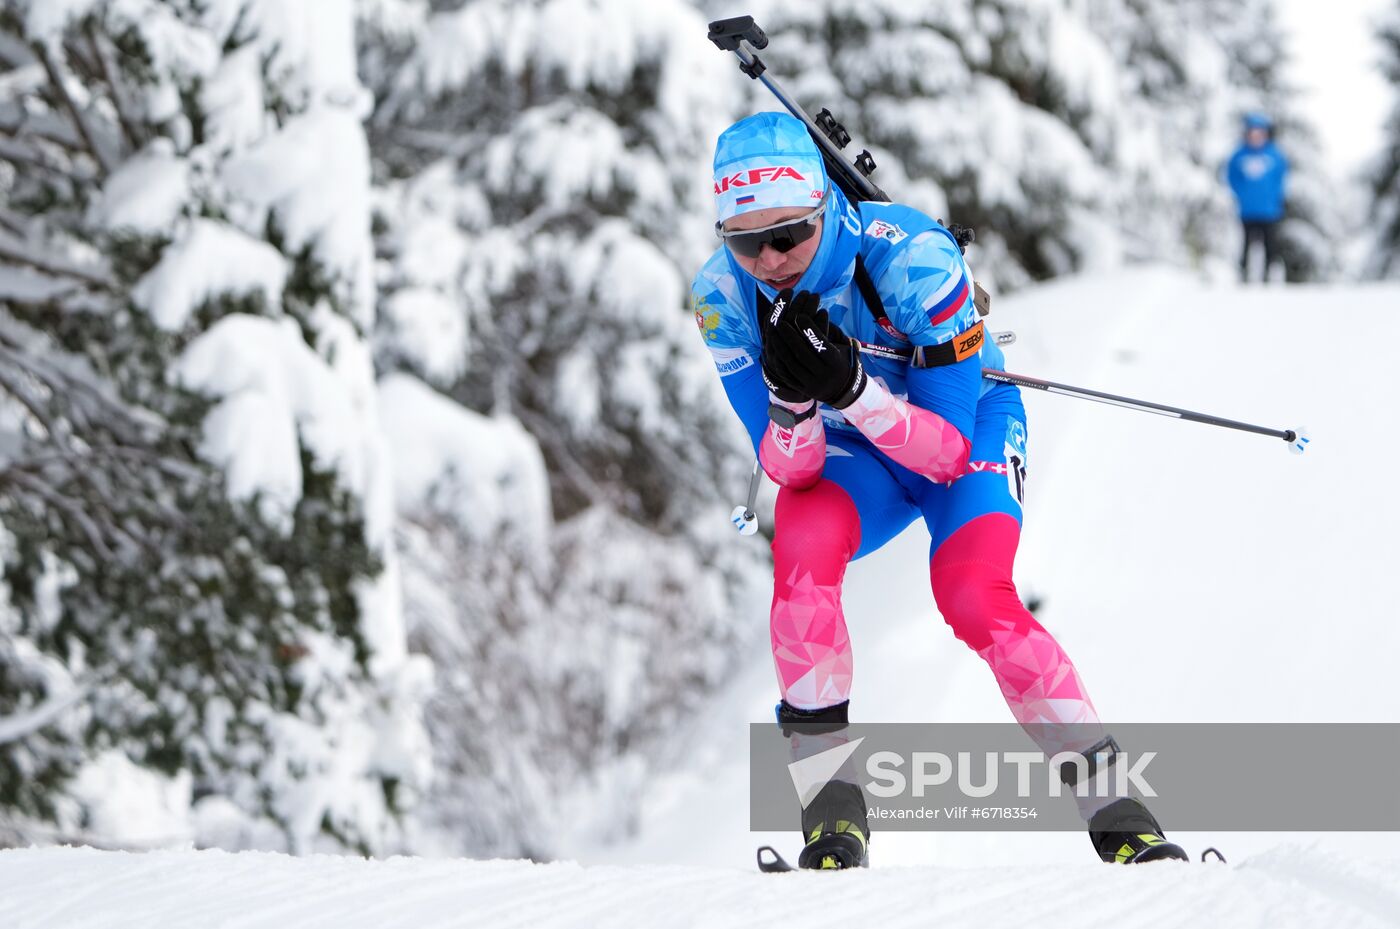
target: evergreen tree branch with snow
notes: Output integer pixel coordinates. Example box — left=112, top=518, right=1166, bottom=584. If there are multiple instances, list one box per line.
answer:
left=0, top=0, right=430, bottom=854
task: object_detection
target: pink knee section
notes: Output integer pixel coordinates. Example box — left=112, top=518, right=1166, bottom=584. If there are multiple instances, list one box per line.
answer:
left=770, top=480, right=861, bottom=710
left=931, top=514, right=1100, bottom=728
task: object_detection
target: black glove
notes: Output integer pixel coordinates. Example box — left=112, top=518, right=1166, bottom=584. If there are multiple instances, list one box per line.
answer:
left=758, top=289, right=813, bottom=403
left=766, top=300, right=867, bottom=409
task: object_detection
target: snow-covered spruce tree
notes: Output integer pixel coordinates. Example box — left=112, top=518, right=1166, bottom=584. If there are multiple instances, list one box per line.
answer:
left=357, top=0, right=768, bottom=857
left=0, top=1, right=429, bottom=852
left=1369, top=1, right=1400, bottom=277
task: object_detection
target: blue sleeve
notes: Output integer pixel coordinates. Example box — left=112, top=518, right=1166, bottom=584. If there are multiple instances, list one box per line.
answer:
left=875, top=230, right=981, bottom=441
left=719, top=361, right=772, bottom=456
left=692, top=260, right=770, bottom=455
left=906, top=358, right=979, bottom=442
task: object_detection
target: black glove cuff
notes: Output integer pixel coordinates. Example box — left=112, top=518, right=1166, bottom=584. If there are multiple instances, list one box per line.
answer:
left=827, top=346, right=868, bottom=410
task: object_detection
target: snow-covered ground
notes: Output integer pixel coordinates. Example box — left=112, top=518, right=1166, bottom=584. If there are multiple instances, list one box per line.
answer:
left=2, top=842, right=1398, bottom=929
left=3, top=269, right=1397, bottom=926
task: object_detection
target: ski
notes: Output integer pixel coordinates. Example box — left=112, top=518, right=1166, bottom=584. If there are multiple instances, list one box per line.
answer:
left=756, top=846, right=796, bottom=872
left=758, top=844, right=1225, bottom=869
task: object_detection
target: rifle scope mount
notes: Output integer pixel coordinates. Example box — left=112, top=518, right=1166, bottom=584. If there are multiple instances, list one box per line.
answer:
left=707, top=16, right=769, bottom=52
left=814, top=108, right=851, bottom=149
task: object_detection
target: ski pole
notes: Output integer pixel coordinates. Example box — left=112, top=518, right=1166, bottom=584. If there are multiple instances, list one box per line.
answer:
left=730, top=459, right=762, bottom=535
left=850, top=335, right=1307, bottom=451
left=727, top=362, right=1309, bottom=536
left=982, top=368, right=1310, bottom=454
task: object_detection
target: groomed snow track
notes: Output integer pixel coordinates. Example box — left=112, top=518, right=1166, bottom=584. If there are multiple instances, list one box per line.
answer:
left=2, top=845, right=1399, bottom=928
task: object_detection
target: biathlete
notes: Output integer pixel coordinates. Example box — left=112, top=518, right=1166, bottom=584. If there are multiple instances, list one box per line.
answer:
left=692, top=112, right=1186, bottom=869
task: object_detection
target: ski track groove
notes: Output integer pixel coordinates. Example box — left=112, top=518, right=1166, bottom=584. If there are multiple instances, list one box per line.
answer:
left=167, top=856, right=317, bottom=929
left=340, top=858, right=563, bottom=929
left=205, top=855, right=348, bottom=929
left=306, top=859, right=505, bottom=927
left=407, top=859, right=562, bottom=927
left=486, top=864, right=640, bottom=928
left=2, top=862, right=101, bottom=928
left=1240, top=849, right=1400, bottom=928
left=5, top=847, right=1400, bottom=928
left=892, top=864, right=1079, bottom=925
left=0, top=846, right=170, bottom=929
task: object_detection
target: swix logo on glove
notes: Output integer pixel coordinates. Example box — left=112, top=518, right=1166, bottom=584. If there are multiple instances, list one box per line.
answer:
left=770, top=298, right=786, bottom=326
left=714, top=166, right=809, bottom=195
left=804, top=327, right=826, bottom=352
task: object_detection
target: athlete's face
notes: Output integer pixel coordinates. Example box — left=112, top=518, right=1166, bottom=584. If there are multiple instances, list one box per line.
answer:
left=722, top=206, right=824, bottom=290
left=1246, top=127, right=1268, bottom=147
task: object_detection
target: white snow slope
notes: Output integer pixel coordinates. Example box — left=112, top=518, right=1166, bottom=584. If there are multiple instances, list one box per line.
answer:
left=1, top=842, right=1398, bottom=929
left=3, top=269, right=1398, bottom=927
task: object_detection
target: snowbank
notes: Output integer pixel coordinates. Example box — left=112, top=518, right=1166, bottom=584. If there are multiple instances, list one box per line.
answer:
left=0, top=844, right=1396, bottom=929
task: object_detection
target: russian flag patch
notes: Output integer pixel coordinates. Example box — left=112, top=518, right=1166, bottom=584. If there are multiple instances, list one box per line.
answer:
left=924, top=274, right=970, bottom=327
left=735, top=194, right=756, bottom=205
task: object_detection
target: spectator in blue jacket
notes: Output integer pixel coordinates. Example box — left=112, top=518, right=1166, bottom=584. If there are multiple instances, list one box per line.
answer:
left=1226, top=113, right=1290, bottom=283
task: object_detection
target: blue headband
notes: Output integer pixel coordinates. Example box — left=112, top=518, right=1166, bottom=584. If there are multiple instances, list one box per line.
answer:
left=713, top=112, right=827, bottom=223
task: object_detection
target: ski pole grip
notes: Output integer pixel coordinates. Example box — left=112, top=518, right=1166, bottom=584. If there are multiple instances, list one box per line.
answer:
left=707, top=16, right=769, bottom=52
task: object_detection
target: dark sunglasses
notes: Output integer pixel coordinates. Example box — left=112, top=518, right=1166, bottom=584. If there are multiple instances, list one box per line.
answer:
left=716, top=190, right=829, bottom=259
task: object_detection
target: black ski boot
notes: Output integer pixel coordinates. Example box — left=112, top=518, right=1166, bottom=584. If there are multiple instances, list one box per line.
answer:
left=1088, top=797, right=1188, bottom=864
left=777, top=700, right=869, bottom=870
left=796, top=779, right=869, bottom=870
